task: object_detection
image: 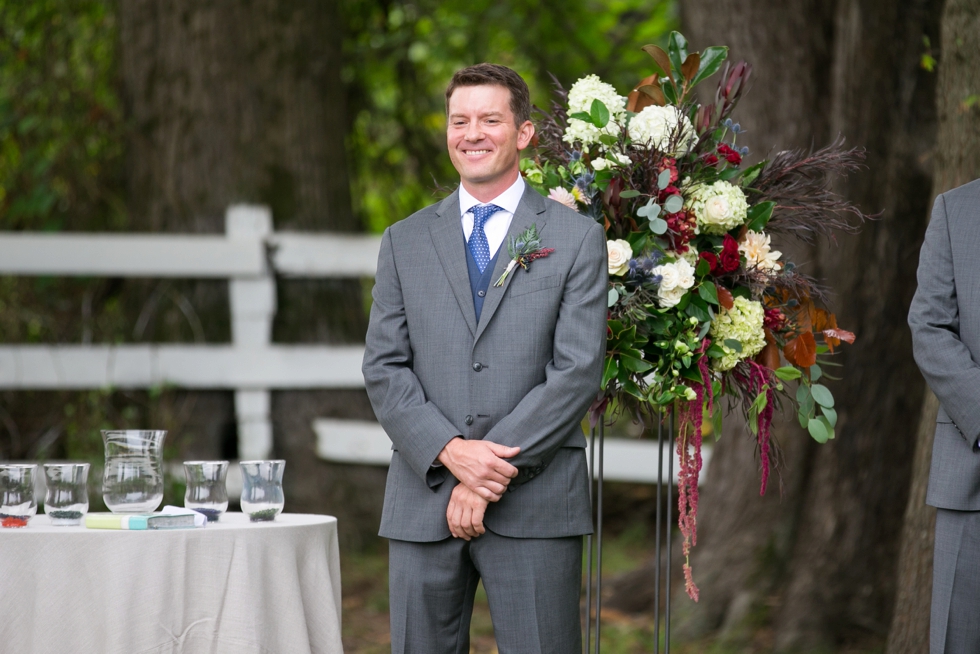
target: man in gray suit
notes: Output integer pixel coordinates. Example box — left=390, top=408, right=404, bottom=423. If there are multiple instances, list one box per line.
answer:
left=909, top=178, right=980, bottom=653
left=362, top=63, right=607, bottom=653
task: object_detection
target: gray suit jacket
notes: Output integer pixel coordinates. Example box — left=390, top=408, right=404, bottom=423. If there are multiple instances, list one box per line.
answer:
left=362, top=186, right=607, bottom=542
left=909, top=178, right=980, bottom=510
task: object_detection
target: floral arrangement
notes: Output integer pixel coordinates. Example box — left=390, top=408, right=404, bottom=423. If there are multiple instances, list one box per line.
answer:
left=520, top=32, right=865, bottom=600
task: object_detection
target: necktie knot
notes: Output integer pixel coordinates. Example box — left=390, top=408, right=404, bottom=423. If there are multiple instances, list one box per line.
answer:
left=468, top=204, right=503, bottom=274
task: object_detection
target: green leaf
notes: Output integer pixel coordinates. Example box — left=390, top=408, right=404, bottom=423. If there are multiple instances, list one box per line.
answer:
left=655, top=390, right=676, bottom=405
left=775, top=366, right=802, bottom=381
left=657, top=169, right=672, bottom=190
left=698, top=282, right=719, bottom=305
left=569, top=111, right=593, bottom=124
left=662, top=81, right=678, bottom=105
left=676, top=292, right=691, bottom=311
left=723, top=338, right=742, bottom=353
left=686, top=298, right=710, bottom=322
left=637, top=200, right=661, bottom=218
left=821, top=406, right=838, bottom=428
left=697, top=318, right=712, bottom=340
left=798, top=408, right=810, bottom=429
left=590, top=99, right=610, bottom=129
left=601, top=357, right=619, bottom=389
left=739, top=162, right=765, bottom=188
left=695, top=257, right=711, bottom=277
left=598, top=134, right=619, bottom=146
left=607, top=288, right=620, bottom=307
left=667, top=31, right=688, bottom=77
left=664, top=195, right=684, bottom=214
left=711, top=406, right=724, bottom=441
left=681, top=367, right=703, bottom=384
left=745, top=201, right=776, bottom=233
left=622, top=378, right=645, bottom=400
left=732, top=286, right=752, bottom=300
left=649, top=217, right=668, bottom=235
left=620, top=354, right=654, bottom=374
left=810, top=364, right=822, bottom=382
left=690, top=46, right=729, bottom=87
left=818, top=416, right=836, bottom=439
left=618, top=189, right=641, bottom=198
left=719, top=166, right=742, bottom=181
left=607, top=319, right=624, bottom=337
left=750, top=389, right=768, bottom=414
left=808, top=417, right=830, bottom=443
left=810, top=384, right=835, bottom=408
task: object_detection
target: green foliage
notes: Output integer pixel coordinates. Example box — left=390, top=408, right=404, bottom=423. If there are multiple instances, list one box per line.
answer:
left=341, top=0, right=677, bottom=232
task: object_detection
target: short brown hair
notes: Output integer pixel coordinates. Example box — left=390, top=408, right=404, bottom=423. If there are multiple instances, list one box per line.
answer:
left=445, top=64, right=531, bottom=126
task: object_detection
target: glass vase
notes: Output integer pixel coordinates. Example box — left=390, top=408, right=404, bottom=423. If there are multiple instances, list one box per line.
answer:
left=102, top=430, right=166, bottom=514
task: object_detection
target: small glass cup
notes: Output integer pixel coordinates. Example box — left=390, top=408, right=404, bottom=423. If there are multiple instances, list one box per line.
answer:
left=43, top=463, right=90, bottom=526
left=1, top=464, right=38, bottom=528
left=239, top=460, right=285, bottom=522
left=183, top=461, right=229, bottom=522
left=102, top=430, right=166, bottom=514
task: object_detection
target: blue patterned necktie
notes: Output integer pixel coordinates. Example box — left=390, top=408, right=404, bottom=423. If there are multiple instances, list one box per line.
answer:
left=468, top=204, right=503, bottom=273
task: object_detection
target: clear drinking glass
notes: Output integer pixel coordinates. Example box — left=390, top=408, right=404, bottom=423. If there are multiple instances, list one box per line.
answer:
left=0, top=464, right=38, bottom=527
left=183, top=460, right=229, bottom=522
left=239, top=460, right=285, bottom=522
left=102, top=430, right=167, bottom=513
left=43, top=463, right=90, bottom=526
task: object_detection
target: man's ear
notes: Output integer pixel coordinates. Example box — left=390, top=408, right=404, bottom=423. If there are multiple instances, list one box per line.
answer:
left=517, top=121, right=535, bottom=151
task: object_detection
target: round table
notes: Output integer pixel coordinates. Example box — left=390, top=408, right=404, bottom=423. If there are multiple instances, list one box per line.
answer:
left=0, top=512, right=342, bottom=654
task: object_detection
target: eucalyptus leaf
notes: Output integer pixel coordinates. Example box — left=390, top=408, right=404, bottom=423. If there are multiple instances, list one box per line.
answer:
left=821, top=406, right=838, bottom=428
left=810, top=364, right=822, bottom=382
left=810, top=383, right=835, bottom=408
left=818, top=416, right=836, bottom=439
left=657, top=169, right=672, bottom=190
left=619, top=189, right=641, bottom=198
left=808, top=417, right=830, bottom=443
left=637, top=200, right=660, bottom=218
left=664, top=195, right=684, bottom=214
left=607, top=288, right=619, bottom=307
left=649, top=217, right=668, bottom=235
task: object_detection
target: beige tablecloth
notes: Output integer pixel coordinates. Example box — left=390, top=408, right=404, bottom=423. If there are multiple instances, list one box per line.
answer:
left=0, top=512, right=342, bottom=654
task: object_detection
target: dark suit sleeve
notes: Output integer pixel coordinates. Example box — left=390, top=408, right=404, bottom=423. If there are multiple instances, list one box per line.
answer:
left=908, top=193, right=980, bottom=443
left=485, top=221, right=607, bottom=487
left=362, top=228, right=459, bottom=487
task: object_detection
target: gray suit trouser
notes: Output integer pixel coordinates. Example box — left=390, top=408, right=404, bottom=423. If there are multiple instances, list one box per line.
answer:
left=932, top=508, right=980, bottom=653
left=388, top=531, right=582, bottom=654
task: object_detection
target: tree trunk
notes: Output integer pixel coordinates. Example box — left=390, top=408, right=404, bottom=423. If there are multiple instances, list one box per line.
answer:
left=651, top=0, right=941, bottom=649
left=118, top=0, right=383, bottom=548
left=887, top=1, right=980, bottom=650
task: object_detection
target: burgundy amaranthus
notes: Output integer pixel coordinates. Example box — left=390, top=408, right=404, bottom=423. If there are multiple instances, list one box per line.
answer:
left=732, top=360, right=777, bottom=495
left=676, top=341, right=714, bottom=602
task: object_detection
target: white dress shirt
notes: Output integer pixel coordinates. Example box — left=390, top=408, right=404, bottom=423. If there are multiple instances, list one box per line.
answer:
left=459, top=176, right=525, bottom=259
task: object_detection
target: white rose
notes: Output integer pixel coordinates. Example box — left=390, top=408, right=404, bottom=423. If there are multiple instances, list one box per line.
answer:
left=704, top=196, right=731, bottom=225
left=653, top=262, right=679, bottom=291
left=675, top=258, right=695, bottom=289
left=591, top=158, right=611, bottom=171
left=658, top=285, right=687, bottom=308
left=607, top=239, right=633, bottom=276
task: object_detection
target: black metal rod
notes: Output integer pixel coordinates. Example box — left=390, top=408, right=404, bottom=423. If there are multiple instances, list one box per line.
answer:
left=594, top=420, right=605, bottom=653
left=654, top=413, right=663, bottom=653
left=665, top=412, right=674, bottom=653
left=584, top=425, right=595, bottom=654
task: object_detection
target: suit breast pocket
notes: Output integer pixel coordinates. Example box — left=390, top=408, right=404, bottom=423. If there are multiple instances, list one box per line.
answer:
left=509, top=273, right=563, bottom=298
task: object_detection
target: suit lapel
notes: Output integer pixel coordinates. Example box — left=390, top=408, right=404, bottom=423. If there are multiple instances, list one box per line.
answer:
left=474, top=187, right=549, bottom=343
left=429, top=190, right=477, bottom=337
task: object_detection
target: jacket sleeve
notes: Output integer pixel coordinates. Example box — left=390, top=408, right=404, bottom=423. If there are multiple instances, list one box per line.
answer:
left=485, top=221, right=607, bottom=488
left=908, top=193, right=980, bottom=443
left=362, top=227, right=459, bottom=486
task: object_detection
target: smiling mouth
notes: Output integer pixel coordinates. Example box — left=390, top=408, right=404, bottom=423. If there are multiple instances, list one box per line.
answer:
left=464, top=149, right=491, bottom=156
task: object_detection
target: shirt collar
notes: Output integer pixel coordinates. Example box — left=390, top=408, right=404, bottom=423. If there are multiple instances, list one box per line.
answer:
left=458, top=176, right=526, bottom=218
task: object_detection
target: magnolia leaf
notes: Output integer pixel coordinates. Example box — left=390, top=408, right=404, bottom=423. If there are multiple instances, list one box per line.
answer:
left=636, top=84, right=666, bottom=106
left=745, top=201, right=776, bottom=233
left=657, top=169, right=672, bottom=190
left=699, top=281, right=719, bottom=305
left=664, top=194, right=684, bottom=214
left=601, top=357, right=619, bottom=390
left=810, top=363, right=822, bottom=382
left=662, top=81, right=678, bottom=105
left=627, top=75, right=662, bottom=112
left=784, top=331, right=817, bottom=368
left=649, top=217, right=668, bottom=234
left=607, top=288, right=619, bottom=307
left=667, top=32, right=689, bottom=76
left=810, top=383, right=835, bottom=408
left=775, top=366, right=802, bottom=381
left=590, top=99, right=611, bottom=129
left=822, top=405, right=838, bottom=428
left=641, top=45, right=673, bottom=81
left=808, top=417, right=830, bottom=443
left=724, top=338, right=743, bottom=353
left=681, top=52, right=700, bottom=82
left=619, top=189, right=641, bottom=198
left=716, top=286, right=735, bottom=310
left=739, top=161, right=765, bottom=188
left=691, top=46, right=729, bottom=87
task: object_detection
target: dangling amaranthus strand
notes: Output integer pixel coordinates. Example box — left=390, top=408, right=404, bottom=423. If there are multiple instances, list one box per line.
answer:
left=748, top=360, right=775, bottom=496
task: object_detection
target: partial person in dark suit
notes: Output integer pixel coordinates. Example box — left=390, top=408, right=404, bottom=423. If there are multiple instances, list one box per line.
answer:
left=909, top=178, right=980, bottom=654
left=361, top=64, right=607, bottom=653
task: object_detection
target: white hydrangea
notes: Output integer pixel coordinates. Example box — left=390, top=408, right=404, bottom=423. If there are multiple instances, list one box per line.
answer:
left=685, top=181, right=749, bottom=235
left=562, top=75, right=627, bottom=149
left=708, top=297, right=767, bottom=371
left=628, top=105, right=696, bottom=154
left=652, top=257, right=696, bottom=308
left=591, top=152, right=632, bottom=171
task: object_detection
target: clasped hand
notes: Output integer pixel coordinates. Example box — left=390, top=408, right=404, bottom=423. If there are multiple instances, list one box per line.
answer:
left=438, top=437, right=519, bottom=539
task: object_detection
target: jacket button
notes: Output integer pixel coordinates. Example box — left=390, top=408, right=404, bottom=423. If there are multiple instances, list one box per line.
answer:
left=477, top=290, right=486, bottom=297
left=472, top=362, right=483, bottom=371
left=464, top=415, right=474, bottom=426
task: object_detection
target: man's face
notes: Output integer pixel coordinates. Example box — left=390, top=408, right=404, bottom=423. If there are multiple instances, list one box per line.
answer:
left=446, top=84, right=534, bottom=197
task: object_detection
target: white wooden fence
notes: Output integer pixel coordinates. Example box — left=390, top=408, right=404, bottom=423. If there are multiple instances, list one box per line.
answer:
left=0, top=205, right=706, bottom=483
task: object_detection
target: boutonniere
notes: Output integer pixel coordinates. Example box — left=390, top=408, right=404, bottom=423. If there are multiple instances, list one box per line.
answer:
left=493, top=223, right=555, bottom=287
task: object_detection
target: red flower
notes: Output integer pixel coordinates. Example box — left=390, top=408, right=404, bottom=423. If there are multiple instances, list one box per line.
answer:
left=657, top=157, right=679, bottom=184
left=719, top=234, right=741, bottom=272
left=699, top=251, right=719, bottom=274
left=764, top=308, right=786, bottom=331
left=717, top=143, right=742, bottom=166
left=702, top=153, right=719, bottom=166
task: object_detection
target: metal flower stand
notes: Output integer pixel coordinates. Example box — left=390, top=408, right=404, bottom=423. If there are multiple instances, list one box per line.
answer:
left=584, top=413, right=674, bottom=654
